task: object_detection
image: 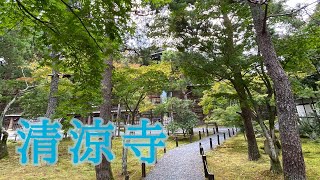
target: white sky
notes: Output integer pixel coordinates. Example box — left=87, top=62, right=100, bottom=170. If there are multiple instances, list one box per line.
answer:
left=125, top=0, right=318, bottom=50
left=286, top=0, right=314, bottom=7
left=286, top=0, right=318, bottom=14
left=285, top=0, right=318, bottom=21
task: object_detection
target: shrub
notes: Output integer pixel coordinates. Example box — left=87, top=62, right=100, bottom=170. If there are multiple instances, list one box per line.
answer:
left=299, top=114, right=320, bottom=140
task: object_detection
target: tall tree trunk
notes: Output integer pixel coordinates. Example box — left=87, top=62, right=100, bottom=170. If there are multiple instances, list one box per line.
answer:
left=265, top=86, right=277, bottom=143
left=45, top=69, right=59, bottom=118
left=258, top=60, right=281, bottom=149
left=131, top=111, right=136, bottom=125
left=0, top=94, right=18, bottom=159
left=160, top=113, right=164, bottom=125
left=257, top=104, right=282, bottom=173
left=266, top=100, right=281, bottom=149
left=0, top=94, right=18, bottom=131
left=239, top=103, right=261, bottom=160
left=249, top=3, right=306, bottom=179
left=121, top=140, right=129, bottom=176
left=232, top=73, right=260, bottom=161
left=0, top=129, right=8, bottom=159
left=233, top=89, right=260, bottom=161
left=221, top=6, right=260, bottom=161
left=126, top=113, right=130, bottom=125
left=259, top=117, right=282, bottom=173
left=243, top=76, right=282, bottom=173
left=95, top=58, right=114, bottom=180
left=0, top=85, right=34, bottom=159
left=116, top=104, right=121, bottom=137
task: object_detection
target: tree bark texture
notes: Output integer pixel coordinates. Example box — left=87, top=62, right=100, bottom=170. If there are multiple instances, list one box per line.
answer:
left=116, top=104, right=121, bottom=137
left=0, top=94, right=18, bottom=159
left=239, top=103, right=261, bottom=160
left=243, top=75, right=282, bottom=173
left=121, top=141, right=129, bottom=176
left=249, top=3, right=306, bottom=179
left=0, top=94, right=18, bottom=131
left=0, top=82, right=33, bottom=159
left=259, top=61, right=278, bottom=144
left=232, top=74, right=260, bottom=161
left=45, top=69, right=59, bottom=118
left=95, top=58, right=114, bottom=180
left=131, top=111, right=136, bottom=125
left=0, top=129, right=8, bottom=159
left=221, top=7, right=260, bottom=161
left=260, top=120, right=282, bottom=174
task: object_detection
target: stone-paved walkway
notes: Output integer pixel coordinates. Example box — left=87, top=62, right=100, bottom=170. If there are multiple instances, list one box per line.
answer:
left=145, top=127, right=236, bottom=180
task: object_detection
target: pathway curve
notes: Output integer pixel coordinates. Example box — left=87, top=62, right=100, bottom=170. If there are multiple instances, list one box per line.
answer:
left=145, top=127, right=235, bottom=180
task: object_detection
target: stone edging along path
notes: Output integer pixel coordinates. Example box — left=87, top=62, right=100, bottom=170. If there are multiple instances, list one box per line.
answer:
left=145, top=127, right=236, bottom=180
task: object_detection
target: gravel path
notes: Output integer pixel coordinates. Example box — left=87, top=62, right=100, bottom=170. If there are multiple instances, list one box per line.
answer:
left=145, top=127, right=236, bottom=180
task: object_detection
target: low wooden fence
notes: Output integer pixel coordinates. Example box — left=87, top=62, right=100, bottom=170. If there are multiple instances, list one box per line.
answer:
left=202, top=155, right=214, bottom=180
left=131, top=127, right=238, bottom=179
left=198, top=128, right=238, bottom=179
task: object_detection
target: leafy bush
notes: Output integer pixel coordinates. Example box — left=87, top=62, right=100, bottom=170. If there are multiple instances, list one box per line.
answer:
left=167, top=121, right=179, bottom=134
left=166, top=97, right=198, bottom=135
left=299, top=115, right=320, bottom=140
left=205, top=105, right=242, bottom=128
left=299, top=100, right=320, bottom=139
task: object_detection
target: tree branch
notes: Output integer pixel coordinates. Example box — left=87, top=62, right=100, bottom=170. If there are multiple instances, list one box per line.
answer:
left=16, top=0, right=98, bottom=62
left=60, top=0, right=104, bottom=53
left=124, top=96, right=133, bottom=113
left=247, top=0, right=267, bottom=5
left=15, top=0, right=59, bottom=35
left=133, top=94, right=146, bottom=114
left=3, top=17, right=25, bottom=36
left=0, top=85, right=35, bottom=130
left=267, top=0, right=319, bottom=18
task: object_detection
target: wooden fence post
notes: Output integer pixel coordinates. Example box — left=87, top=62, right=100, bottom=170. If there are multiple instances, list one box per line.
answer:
left=202, top=155, right=208, bottom=178
left=199, top=142, right=204, bottom=155
left=199, top=131, right=201, bottom=140
left=209, top=138, right=213, bottom=149
left=201, top=154, right=215, bottom=179
left=175, top=137, right=178, bottom=147
left=155, top=148, right=157, bottom=163
left=228, top=129, right=231, bottom=137
left=223, top=133, right=226, bottom=140
left=217, top=135, right=220, bottom=145
left=142, top=163, right=146, bottom=177
left=206, top=128, right=209, bottom=136
left=208, top=174, right=214, bottom=180
left=232, top=128, right=235, bottom=135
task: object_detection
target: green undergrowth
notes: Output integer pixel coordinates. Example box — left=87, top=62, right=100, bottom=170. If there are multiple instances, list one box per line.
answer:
left=206, top=134, right=320, bottom=180
left=0, top=133, right=201, bottom=180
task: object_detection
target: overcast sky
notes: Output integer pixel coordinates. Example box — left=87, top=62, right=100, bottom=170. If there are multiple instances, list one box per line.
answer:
left=286, top=0, right=318, bottom=12
left=286, top=0, right=318, bottom=20
left=286, top=0, right=314, bottom=7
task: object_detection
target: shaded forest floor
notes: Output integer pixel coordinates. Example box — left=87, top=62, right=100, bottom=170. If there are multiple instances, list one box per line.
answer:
left=0, top=135, right=199, bottom=180
left=206, top=134, right=320, bottom=179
